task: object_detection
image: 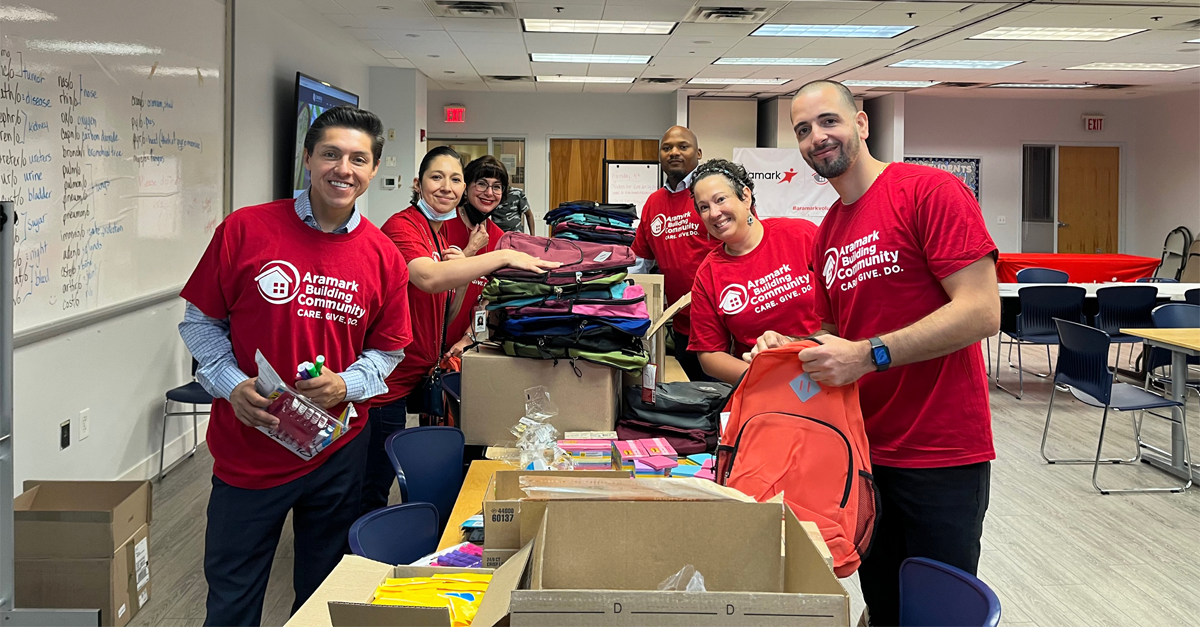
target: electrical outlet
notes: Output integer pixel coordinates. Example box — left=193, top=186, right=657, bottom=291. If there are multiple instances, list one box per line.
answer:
left=387, top=128, right=395, bottom=140
left=385, top=156, right=397, bottom=167
left=996, top=215, right=1007, bottom=225
left=60, top=420, right=70, bottom=450
left=80, top=409, right=90, bottom=441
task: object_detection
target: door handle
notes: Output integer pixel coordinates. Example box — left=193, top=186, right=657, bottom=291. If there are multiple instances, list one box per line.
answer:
left=1057, top=221, right=1069, bottom=228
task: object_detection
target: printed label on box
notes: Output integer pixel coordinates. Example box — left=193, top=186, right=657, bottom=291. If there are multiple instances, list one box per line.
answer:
left=118, top=604, right=126, bottom=618
left=135, top=537, right=150, bottom=590
left=139, top=589, right=150, bottom=609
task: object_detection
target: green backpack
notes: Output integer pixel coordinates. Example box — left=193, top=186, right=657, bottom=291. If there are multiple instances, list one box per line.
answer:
left=483, top=272, right=628, bottom=304
left=500, top=340, right=649, bottom=373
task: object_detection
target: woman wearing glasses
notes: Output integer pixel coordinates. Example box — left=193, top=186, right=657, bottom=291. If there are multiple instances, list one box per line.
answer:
left=363, top=149, right=557, bottom=516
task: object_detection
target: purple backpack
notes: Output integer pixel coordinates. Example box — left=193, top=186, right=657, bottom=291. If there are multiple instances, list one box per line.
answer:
left=492, top=232, right=635, bottom=285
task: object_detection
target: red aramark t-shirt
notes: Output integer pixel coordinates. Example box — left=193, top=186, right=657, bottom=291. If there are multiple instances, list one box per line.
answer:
left=181, top=199, right=412, bottom=490
left=631, top=184, right=719, bottom=336
left=442, top=214, right=504, bottom=344
left=811, top=163, right=997, bottom=468
left=377, top=206, right=451, bottom=407
left=690, top=218, right=823, bottom=357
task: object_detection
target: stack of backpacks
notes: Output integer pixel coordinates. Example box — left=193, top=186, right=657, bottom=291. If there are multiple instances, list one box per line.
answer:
left=482, top=232, right=651, bottom=373
left=544, top=200, right=637, bottom=245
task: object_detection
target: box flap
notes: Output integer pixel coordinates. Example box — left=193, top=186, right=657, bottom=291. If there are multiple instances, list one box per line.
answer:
left=288, top=555, right=393, bottom=626
left=783, top=509, right=846, bottom=596
left=328, top=602, right=448, bottom=627
left=472, top=541, right=534, bottom=627
left=644, top=293, right=691, bottom=339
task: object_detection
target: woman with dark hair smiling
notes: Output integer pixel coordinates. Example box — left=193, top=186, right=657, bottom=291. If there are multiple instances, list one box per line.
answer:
left=360, top=147, right=558, bottom=515
left=685, top=158, right=822, bottom=384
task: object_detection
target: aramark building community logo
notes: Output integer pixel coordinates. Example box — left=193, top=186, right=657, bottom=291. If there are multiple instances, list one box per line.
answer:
left=255, top=260, right=302, bottom=304
left=255, top=260, right=367, bottom=325
left=822, top=230, right=904, bottom=293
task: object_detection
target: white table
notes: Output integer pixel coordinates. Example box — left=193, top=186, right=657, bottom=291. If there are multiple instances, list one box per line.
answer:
left=998, top=282, right=1199, bottom=300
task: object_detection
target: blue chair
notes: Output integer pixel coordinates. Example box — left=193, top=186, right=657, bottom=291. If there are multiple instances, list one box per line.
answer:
left=1041, top=319, right=1190, bottom=494
left=348, top=502, right=439, bottom=565
left=159, top=358, right=212, bottom=481
left=1015, top=267, right=1069, bottom=283
left=899, top=557, right=1000, bottom=627
left=1144, top=304, right=1200, bottom=398
left=385, top=427, right=465, bottom=534
left=996, top=285, right=1085, bottom=399
left=1136, top=277, right=1178, bottom=283
left=1186, top=288, right=1199, bottom=305
left=1094, top=286, right=1158, bottom=369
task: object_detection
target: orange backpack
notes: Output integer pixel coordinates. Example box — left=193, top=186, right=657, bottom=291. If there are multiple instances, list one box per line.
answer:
left=717, top=341, right=878, bottom=577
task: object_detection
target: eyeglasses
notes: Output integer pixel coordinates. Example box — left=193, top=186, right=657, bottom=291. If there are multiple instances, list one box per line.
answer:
left=472, top=180, right=503, bottom=195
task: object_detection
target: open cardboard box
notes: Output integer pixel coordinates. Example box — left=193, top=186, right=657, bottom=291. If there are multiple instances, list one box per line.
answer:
left=509, top=500, right=849, bottom=626
left=483, top=470, right=628, bottom=550
left=285, top=544, right=532, bottom=627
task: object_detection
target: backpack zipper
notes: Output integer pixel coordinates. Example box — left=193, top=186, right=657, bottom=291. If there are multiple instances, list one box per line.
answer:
left=725, top=411, right=854, bottom=508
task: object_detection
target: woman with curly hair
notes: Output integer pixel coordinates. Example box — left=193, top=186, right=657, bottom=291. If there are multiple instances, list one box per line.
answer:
left=686, top=159, right=823, bottom=383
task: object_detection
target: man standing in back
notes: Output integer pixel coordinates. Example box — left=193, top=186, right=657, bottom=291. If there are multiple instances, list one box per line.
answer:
left=750, top=81, right=1000, bottom=626
left=632, top=126, right=720, bottom=381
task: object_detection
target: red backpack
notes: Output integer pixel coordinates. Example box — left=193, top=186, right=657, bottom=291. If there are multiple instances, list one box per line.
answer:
left=492, top=232, right=635, bottom=285
left=717, top=341, right=878, bottom=577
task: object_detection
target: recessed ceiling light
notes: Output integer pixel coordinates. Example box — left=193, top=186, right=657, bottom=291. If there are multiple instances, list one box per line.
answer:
left=0, top=5, right=57, bottom=22
left=889, top=59, right=1022, bottom=70
left=27, top=39, right=162, bottom=55
left=752, top=24, right=914, bottom=38
left=687, top=77, right=791, bottom=85
left=428, top=54, right=439, bottom=58
left=444, top=71, right=455, bottom=74
left=406, top=33, right=420, bottom=38
left=715, top=57, right=838, bottom=66
left=693, top=40, right=713, bottom=44
left=522, top=19, right=676, bottom=35
left=377, top=5, right=392, bottom=9
left=530, top=53, right=650, bottom=64
left=970, top=27, right=1144, bottom=41
left=535, top=75, right=635, bottom=83
left=987, top=83, right=1096, bottom=89
left=842, top=80, right=939, bottom=88
left=1067, top=62, right=1200, bottom=71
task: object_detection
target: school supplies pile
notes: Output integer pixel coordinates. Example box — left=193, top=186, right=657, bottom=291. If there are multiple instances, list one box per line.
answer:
left=613, top=438, right=678, bottom=476
left=483, top=233, right=649, bottom=372
left=544, top=200, right=637, bottom=245
left=557, top=438, right=615, bottom=470
left=370, top=572, right=492, bottom=626
left=252, top=350, right=349, bottom=460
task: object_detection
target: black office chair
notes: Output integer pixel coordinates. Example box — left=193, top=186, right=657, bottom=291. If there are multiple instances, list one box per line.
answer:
left=1016, top=267, right=1069, bottom=283
left=1093, top=285, right=1157, bottom=370
left=159, top=359, right=212, bottom=480
left=996, top=286, right=1085, bottom=399
left=1143, top=304, right=1200, bottom=398
left=1186, top=289, right=1199, bottom=306
left=1041, top=320, right=1189, bottom=494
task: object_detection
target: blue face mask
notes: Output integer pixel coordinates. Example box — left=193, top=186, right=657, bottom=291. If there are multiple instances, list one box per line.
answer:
left=416, top=196, right=457, bottom=222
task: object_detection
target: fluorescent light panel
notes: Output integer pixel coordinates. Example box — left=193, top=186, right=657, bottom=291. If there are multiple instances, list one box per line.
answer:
left=687, top=77, right=791, bottom=85
left=753, top=24, right=914, bottom=38
left=522, top=19, right=675, bottom=35
left=842, top=80, right=939, bottom=88
left=715, top=57, right=838, bottom=66
left=535, top=75, right=634, bottom=83
left=1067, top=62, right=1200, bottom=71
left=890, top=59, right=1021, bottom=69
left=970, top=27, right=1144, bottom=41
left=530, top=53, right=650, bottom=64
left=987, top=83, right=1095, bottom=88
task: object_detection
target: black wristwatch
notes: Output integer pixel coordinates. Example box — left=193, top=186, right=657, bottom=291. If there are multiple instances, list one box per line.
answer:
left=868, top=337, right=892, bottom=372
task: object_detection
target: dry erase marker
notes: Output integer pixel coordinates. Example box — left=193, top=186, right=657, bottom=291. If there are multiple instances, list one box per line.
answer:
left=297, top=362, right=314, bottom=380
left=314, top=355, right=325, bottom=375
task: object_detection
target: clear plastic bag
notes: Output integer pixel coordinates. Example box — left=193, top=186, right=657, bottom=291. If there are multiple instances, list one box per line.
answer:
left=253, top=350, right=346, bottom=460
left=511, top=386, right=573, bottom=471
left=658, top=565, right=706, bottom=593
left=518, top=475, right=757, bottom=502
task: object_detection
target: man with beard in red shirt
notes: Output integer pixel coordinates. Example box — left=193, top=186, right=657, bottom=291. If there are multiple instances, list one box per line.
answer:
left=750, top=81, right=1000, bottom=626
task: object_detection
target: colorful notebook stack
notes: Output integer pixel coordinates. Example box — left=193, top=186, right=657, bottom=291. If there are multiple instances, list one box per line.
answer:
left=558, top=439, right=615, bottom=470
left=613, top=438, right=679, bottom=476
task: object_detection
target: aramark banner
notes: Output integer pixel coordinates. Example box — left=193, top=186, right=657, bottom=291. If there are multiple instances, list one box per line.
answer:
left=732, top=147, right=841, bottom=224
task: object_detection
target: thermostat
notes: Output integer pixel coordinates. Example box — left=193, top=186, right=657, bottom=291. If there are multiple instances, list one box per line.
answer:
left=381, top=177, right=397, bottom=190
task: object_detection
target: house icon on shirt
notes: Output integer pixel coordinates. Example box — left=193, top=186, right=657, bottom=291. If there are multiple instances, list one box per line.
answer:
left=255, top=260, right=301, bottom=304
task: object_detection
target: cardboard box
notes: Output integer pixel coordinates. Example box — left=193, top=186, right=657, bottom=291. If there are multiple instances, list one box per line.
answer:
left=14, top=481, right=153, bottom=627
left=483, top=470, right=628, bottom=550
left=482, top=548, right=518, bottom=569
left=284, top=543, right=532, bottom=627
left=510, top=501, right=850, bottom=626
left=461, top=346, right=619, bottom=446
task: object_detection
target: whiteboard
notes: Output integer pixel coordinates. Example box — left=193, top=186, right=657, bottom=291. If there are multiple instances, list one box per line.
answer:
left=1, top=0, right=225, bottom=336
left=605, top=161, right=660, bottom=219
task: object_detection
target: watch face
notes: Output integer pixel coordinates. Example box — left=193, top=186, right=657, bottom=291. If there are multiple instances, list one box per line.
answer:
left=873, top=345, right=890, bottom=365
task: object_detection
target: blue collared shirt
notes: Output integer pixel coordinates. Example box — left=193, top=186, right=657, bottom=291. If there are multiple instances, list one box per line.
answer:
left=663, top=168, right=697, bottom=194
left=179, top=190, right=404, bottom=403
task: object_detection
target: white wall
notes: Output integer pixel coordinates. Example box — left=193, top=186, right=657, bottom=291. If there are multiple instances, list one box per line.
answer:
left=864, top=93, right=905, bottom=163
left=425, top=90, right=676, bottom=220
left=688, top=98, right=758, bottom=163
left=905, top=95, right=1143, bottom=253
left=367, top=67, right=426, bottom=222
left=1130, top=91, right=1200, bottom=258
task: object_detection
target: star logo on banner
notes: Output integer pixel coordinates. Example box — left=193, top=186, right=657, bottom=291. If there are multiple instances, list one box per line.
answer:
left=778, top=168, right=798, bottom=184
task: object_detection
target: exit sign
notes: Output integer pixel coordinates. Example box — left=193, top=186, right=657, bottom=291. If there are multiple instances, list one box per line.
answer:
left=1083, top=114, right=1105, bottom=132
left=444, top=105, right=466, bottom=124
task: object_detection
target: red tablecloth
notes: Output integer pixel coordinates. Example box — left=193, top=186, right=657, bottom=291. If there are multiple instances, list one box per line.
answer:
left=995, top=253, right=1159, bottom=283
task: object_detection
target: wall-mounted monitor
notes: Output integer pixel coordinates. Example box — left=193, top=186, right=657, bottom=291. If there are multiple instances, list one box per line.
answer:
left=292, top=72, right=360, bottom=198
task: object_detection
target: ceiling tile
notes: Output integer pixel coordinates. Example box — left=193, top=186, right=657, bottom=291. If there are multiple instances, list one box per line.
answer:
left=449, top=31, right=526, bottom=46
left=592, top=34, right=670, bottom=55
left=339, top=0, right=432, bottom=18
left=586, top=64, right=647, bottom=77
left=582, top=82, right=633, bottom=93
left=516, top=3, right=604, bottom=19
left=536, top=82, right=586, bottom=93
left=524, top=32, right=597, bottom=53
left=437, top=17, right=523, bottom=32
left=473, top=61, right=534, bottom=76
left=322, top=13, right=365, bottom=27
left=359, top=15, right=444, bottom=29
left=721, top=43, right=803, bottom=56
left=646, top=56, right=714, bottom=75
left=345, top=27, right=382, bottom=40
left=767, top=8, right=872, bottom=24
left=485, top=80, right=537, bottom=91
left=378, top=29, right=457, bottom=47
left=601, top=4, right=692, bottom=21
left=672, top=23, right=758, bottom=38
left=300, top=0, right=349, bottom=13
left=389, top=58, right=416, bottom=68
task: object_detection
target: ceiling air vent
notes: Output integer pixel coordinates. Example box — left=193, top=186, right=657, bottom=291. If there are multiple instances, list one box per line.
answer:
left=1091, top=84, right=1134, bottom=90
left=638, top=77, right=685, bottom=84
left=938, top=82, right=986, bottom=88
left=484, top=75, right=533, bottom=82
left=427, top=1, right=517, bottom=18
left=684, top=6, right=781, bottom=25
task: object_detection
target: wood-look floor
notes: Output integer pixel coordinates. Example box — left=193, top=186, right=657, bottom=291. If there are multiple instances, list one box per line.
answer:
left=129, top=345, right=1200, bottom=627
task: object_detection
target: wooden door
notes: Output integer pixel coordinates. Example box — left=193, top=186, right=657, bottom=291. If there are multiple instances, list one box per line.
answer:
left=605, top=138, right=660, bottom=162
left=549, top=139, right=604, bottom=208
left=1057, top=146, right=1120, bottom=254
